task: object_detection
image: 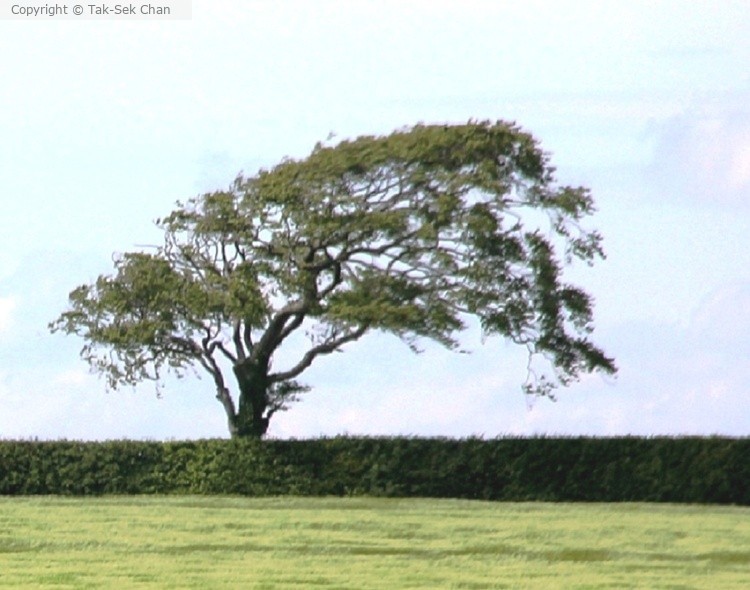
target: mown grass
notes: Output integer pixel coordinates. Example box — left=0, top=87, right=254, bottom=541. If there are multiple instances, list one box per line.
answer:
left=0, top=496, right=747, bottom=588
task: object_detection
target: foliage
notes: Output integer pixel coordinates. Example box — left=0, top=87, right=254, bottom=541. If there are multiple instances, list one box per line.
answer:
left=2, top=497, right=749, bottom=588
left=0, top=437, right=747, bottom=504
left=51, top=120, right=616, bottom=437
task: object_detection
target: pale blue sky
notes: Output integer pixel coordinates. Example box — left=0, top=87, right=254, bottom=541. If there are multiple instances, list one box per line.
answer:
left=1, top=1, right=749, bottom=439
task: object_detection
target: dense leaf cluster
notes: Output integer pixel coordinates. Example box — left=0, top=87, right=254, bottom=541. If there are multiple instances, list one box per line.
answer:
left=0, top=437, right=746, bottom=504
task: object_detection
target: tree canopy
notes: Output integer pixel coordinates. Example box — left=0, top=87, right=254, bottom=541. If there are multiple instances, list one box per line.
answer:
left=50, top=121, right=617, bottom=437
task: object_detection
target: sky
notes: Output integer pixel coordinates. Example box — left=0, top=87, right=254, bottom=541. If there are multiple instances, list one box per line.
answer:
left=1, top=0, right=749, bottom=440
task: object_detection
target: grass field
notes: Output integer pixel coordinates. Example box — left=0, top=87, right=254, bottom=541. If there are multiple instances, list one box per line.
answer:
left=0, top=497, right=748, bottom=589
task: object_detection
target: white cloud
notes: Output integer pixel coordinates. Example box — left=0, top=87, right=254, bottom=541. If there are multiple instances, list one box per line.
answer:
left=728, top=136, right=750, bottom=191
left=594, top=284, right=750, bottom=435
left=687, top=282, right=750, bottom=350
left=0, top=365, right=227, bottom=441
left=706, top=380, right=731, bottom=400
left=648, top=95, right=750, bottom=207
left=0, top=297, right=16, bottom=334
left=53, top=369, right=92, bottom=387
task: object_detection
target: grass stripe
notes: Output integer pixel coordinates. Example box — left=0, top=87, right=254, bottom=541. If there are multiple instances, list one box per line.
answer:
left=0, top=497, right=747, bottom=588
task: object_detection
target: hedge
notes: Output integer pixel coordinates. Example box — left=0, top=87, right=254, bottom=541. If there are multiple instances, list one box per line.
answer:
left=0, top=437, right=747, bottom=503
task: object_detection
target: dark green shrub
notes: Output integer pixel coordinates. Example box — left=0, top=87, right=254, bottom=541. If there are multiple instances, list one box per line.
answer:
left=0, top=437, right=746, bottom=503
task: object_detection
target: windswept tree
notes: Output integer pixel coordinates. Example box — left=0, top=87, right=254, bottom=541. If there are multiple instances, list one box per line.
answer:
left=51, top=121, right=616, bottom=438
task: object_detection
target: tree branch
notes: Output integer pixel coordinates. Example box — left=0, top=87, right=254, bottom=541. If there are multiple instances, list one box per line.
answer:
left=269, top=323, right=369, bottom=383
left=232, top=318, right=246, bottom=361
left=251, top=299, right=308, bottom=364
left=214, top=341, right=237, bottom=363
left=318, top=261, right=342, bottom=299
left=169, top=333, right=238, bottom=430
left=243, top=320, right=253, bottom=351
left=278, top=313, right=305, bottom=343
left=202, top=349, right=238, bottom=427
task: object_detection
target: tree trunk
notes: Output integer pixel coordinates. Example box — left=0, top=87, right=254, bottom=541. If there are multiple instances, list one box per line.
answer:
left=232, top=360, right=271, bottom=438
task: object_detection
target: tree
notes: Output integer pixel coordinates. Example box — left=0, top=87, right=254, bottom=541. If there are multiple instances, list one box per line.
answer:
left=50, top=121, right=616, bottom=438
